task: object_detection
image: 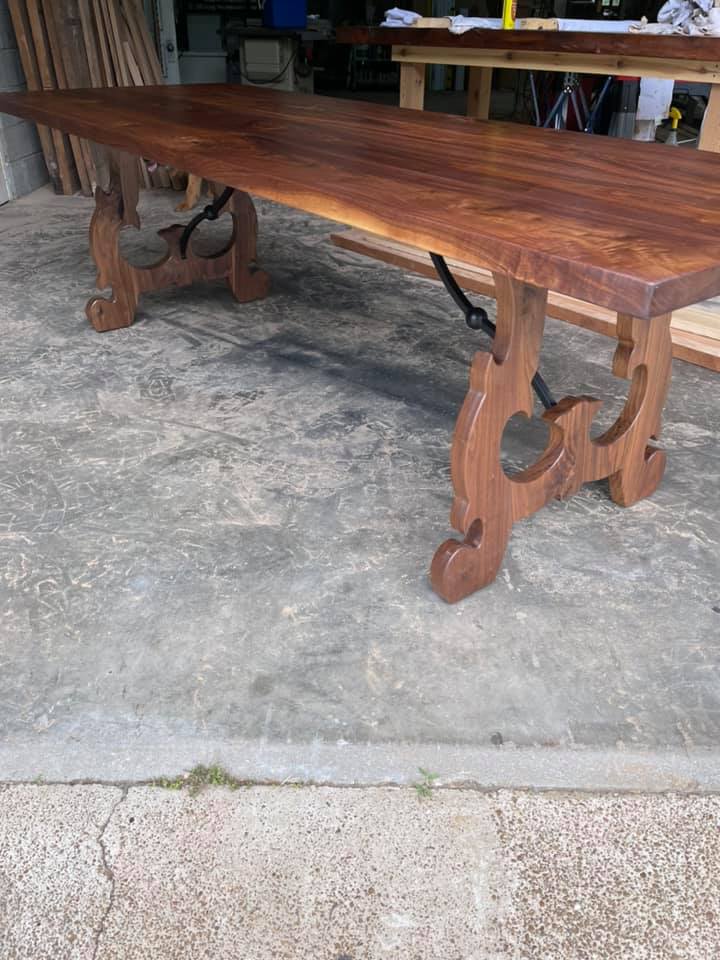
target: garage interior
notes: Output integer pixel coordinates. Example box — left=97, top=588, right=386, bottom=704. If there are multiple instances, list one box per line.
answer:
left=0, top=1, right=718, bottom=957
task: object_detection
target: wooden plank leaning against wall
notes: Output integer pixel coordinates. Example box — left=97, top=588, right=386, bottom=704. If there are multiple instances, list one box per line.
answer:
left=7, top=0, right=171, bottom=196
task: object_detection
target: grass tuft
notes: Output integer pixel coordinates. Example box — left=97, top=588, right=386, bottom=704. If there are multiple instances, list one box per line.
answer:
left=153, top=764, right=243, bottom=796
left=413, top=767, right=440, bottom=800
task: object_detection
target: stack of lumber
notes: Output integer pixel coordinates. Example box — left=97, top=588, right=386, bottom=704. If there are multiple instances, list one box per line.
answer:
left=8, top=0, right=174, bottom=196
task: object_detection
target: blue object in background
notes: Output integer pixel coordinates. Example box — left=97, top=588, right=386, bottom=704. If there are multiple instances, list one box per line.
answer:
left=262, top=0, right=307, bottom=29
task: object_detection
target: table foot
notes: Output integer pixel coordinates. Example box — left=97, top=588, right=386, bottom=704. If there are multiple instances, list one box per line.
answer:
left=85, top=181, right=269, bottom=333
left=431, top=274, right=673, bottom=603
left=431, top=517, right=513, bottom=604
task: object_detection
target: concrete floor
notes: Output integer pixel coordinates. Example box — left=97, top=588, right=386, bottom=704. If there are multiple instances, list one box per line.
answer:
left=0, top=187, right=719, bottom=791
left=2, top=782, right=719, bottom=960
left=1, top=185, right=720, bottom=959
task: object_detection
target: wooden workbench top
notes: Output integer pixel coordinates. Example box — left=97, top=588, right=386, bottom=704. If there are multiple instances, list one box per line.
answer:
left=336, top=25, right=720, bottom=62
left=2, top=83, right=720, bottom=317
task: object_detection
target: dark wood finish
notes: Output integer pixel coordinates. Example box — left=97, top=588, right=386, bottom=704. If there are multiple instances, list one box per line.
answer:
left=116, top=148, right=139, bottom=227
left=336, top=25, right=720, bottom=62
left=2, top=85, right=720, bottom=318
left=86, top=155, right=269, bottom=332
left=9, top=0, right=172, bottom=195
left=431, top=275, right=673, bottom=603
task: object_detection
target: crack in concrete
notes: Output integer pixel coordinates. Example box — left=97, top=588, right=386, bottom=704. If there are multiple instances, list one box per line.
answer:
left=0, top=777, right=717, bottom=797
left=91, top=786, right=128, bottom=960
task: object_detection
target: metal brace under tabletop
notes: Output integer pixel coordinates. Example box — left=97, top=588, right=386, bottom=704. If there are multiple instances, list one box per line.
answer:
left=179, top=191, right=556, bottom=409
left=430, top=253, right=556, bottom=410
left=179, top=185, right=236, bottom=259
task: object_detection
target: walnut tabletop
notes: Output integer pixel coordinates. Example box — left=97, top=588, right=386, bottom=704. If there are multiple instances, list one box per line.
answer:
left=2, top=84, right=720, bottom=317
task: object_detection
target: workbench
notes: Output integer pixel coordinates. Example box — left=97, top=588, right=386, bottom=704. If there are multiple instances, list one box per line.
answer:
left=0, top=84, right=718, bottom=601
left=335, top=25, right=720, bottom=370
left=337, top=27, right=720, bottom=150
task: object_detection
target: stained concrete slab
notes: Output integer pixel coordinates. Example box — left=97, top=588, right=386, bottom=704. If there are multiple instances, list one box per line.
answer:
left=0, top=187, right=718, bottom=787
left=1, top=783, right=718, bottom=959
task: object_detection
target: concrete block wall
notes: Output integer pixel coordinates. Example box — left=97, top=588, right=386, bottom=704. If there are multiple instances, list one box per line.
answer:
left=0, top=0, right=48, bottom=202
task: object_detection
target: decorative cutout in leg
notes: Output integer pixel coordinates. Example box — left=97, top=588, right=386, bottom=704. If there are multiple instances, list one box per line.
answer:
left=431, top=275, right=572, bottom=603
left=85, top=184, right=269, bottom=333
left=606, top=313, right=672, bottom=507
left=543, top=311, right=673, bottom=506
left=430, top=277, right=674, bottom=603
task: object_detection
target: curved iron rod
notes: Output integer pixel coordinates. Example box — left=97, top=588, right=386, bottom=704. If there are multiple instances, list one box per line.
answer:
left=179, top=186, right=235, bottom=259
left=530, top=370, right=557, bottom=411
left=430, top=253, right=495, bottom=338
left=429, top=252, right=556, bottom=410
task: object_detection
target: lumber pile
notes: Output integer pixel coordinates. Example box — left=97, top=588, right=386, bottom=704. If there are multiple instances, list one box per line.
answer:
left=8, top=0, right=175, bottom=196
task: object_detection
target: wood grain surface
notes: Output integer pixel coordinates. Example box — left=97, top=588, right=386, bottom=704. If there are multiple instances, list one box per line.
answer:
left=3, top=84, right=720, bottom=316
left=336, top=25, right=720, bottom=62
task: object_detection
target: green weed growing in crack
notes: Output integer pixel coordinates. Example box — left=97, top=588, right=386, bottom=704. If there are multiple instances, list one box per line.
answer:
left=153, top=764, right=243, bottom=796
left=413, top=767, right=440, bottom=800
left=154, top=775, right=184, bottom=791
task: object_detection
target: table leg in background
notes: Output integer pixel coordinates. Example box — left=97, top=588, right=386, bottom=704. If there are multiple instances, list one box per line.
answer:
left=699, top=82, right=720, bottom=152
left=467, top=66, right=492, bottom=120
left=399, top=61, right=426, bottom=110
left=86, top=151, right=269, bottom=332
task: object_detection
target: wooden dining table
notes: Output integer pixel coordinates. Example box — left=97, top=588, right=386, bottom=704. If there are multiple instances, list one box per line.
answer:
left=0, top=83, right=718, bottom=602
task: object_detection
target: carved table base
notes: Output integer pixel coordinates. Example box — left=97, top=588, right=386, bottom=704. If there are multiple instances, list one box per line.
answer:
left=86, top=180, right=269, bottom=333
left=82, top=164, right=673, bottom=604
left=431, top=273, right=673, bottom=603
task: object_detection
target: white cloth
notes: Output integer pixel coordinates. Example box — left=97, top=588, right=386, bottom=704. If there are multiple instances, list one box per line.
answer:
left=380, top=7, right=719, bottom=35
left=631, top=0, right=720, bottom=35
left=555, top=18, right=640, bottom=32
left=636, top=79, right=675, bottom=122
left=659, top=0, right=695, bottom=24
left=448, top=16, right=502, bottom=33
left=381, top=7, right=420, bottom=26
